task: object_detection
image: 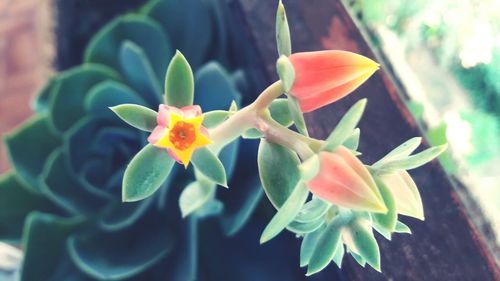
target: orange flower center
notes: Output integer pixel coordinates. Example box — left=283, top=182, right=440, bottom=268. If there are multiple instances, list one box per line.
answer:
left=169, top=121, right=196, bottom=150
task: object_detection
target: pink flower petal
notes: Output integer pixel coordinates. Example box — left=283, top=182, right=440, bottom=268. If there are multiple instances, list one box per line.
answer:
left=147, top=125, right=167, bottom=144
left=180, top=105, right=202, bottom=118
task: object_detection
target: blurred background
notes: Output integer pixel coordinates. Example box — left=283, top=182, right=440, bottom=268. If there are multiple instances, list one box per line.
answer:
left=0, top=0, right=499, bottom=279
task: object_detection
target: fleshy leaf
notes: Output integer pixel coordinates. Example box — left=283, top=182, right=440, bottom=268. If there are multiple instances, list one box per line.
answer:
left=332, top=243, right=345, bottom=268
left=376, top=144, right=448, bottom=172
left=275, top=0, right=291, bottom=57
left=0, top=173, right=56, bottom=241
left=260, top=182, right=309, bottom=244
left=258, top=140, right=301, bottom=209
left=179, top=181, right=216, bottom=218
left=343, top=128, right=361, bottom=151
left=119, top=41, right=162, bottom=105
left=85, top=81, right=146, bottom=115
left=287, top=96, right=309, bottom=136
left=4, top=114, right=61, bottom=191
left=122, top=144, right=175, bottom=202
left=287, top=218, right=324, bottom=235
left=276, top=56, right=295, bottom=92
left=375, top=137, right=422, bottom=165
left=300, top=226, right=325, bottom=267
left=306, top=217, right=343, bottom=275
left=165, top=50, right=194, bottom=107
left=322, top=99, right=367, bottom=152
left=191, top=148, right=227, bottom=187
left=269, top=98, right=293, bottom=127
left=110, top=104, right=157, bottom=132
left=395, top=221, right=412, bottom=234
left=345, top=219, right=381, bottom=271
left=371, top=178, right=397, bottom=232
left=202, top=110, right=229, bottom=128
left=294, top=198, right=330, bottom=223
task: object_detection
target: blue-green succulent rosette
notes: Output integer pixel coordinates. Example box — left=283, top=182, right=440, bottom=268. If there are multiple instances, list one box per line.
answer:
left=0, top=1, right=287, bottom=280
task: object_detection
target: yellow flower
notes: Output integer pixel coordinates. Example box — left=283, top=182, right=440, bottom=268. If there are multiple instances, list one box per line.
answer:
left=148, top=105, right=211, bottom=167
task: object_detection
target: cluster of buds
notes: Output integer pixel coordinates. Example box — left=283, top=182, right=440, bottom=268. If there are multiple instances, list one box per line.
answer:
left=111, top=0, right=446, bottom=275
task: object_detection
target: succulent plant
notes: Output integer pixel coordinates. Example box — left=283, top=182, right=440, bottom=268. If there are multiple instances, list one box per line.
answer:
left=0, top=1, right=291, bottom=280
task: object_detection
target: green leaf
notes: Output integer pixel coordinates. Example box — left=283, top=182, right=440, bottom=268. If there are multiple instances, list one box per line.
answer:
left=179, top=181, right=216, bottom=218
left=110, top=104, right=157, bottom=132
left=287, top=218, right=324, bottom=235
left=165, top=50, right=194, bottom=107
left=306, top=217, right=343, bottom=275
left=371, top=179, right=397, bottom=232
left=375, top=137, right=422, bottom=165
left=332, top=243, right=345, bottom=268
left=276, top=56, right=295, bottom=92
left=119, top=41, right=162, bottom=105
left=300, top=225, right=325, bottom=267
left=68, top=212, right=173, bottom=280
left=191, top=147, right=227, bottom=187
left=122, top=144, right=175, bottom=202
left=85, top=15, right=173, bottom=81
left=202, top=110, right=229, bottom=128
left=345, top=219, right=381, bottom=271
left=32, top=77, right=59, bottom=113
left=4, top=114, right=61, bottom=191
left=84, top=81, right=145, bottom=114
left=269, top=98, right=293, bottom=127
left=275, top=0, right=291, bottom=57
left=343, top=128, right=361, bottom=151
left=242, top=128, right=263, bottom=139
left=260, top=182, right=309, bottom=244
left=20, top=212, right=83, bottom=281
left=0, top=173, right=55, bottom=241
left=395, top=221, right=412, bottom=234
left=287, top=96, right=309, bottom=136
left=322, top=99, right=367, bottom=152
left=49, top=64, right=120, bottom=132
left=258, top=140, right=301, bottom=209
left=350, top=251, right=366, bottom=267
left=377, top=144, right=448, bottom=172
left=294, top=198, right=330, bottom=223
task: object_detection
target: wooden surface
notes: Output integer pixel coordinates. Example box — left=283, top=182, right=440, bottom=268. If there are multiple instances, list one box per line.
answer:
left=232, top=0, right=500, bottom=280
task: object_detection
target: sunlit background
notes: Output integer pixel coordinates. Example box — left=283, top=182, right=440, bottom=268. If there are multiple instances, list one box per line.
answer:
left=0, top=0, right=499, bottom=278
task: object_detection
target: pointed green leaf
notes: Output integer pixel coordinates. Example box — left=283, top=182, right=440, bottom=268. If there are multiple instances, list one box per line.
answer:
left=323, top=99, right=367, bottom=152
left=202, top=110, right=229, bottom=128
left=343, top=128, right=360, bottom=151
left=350, top=251, right=367, bottom=267
left=300, top=225, right=325, bottom=267
left=85, top=81, right=145, bottom=115
left=377, top=144, right=448, bottom=172
left=306, top=217, right=343, bottom=275
left=375, top=137, right=422, bottom=165
left=242, top=128, right=263, bottom=139
left=260, top=182, right=309, bottom=244
left=258, top=140, right=301, bottom=209
left=372, top=178, right=397, bottom=232
left=346, top=219, right=381, bottom=271
left=269, top=98, right=293, bottom=127
left=110, top=104, right=157, bottom=132
left=191, top=147, right=227, bottom=187
left=294, top=198, right=330, bottom=223
left=276, top=56, right=295, bottom=92
left=287, top=95, right=308, bottom=136
left=287, top=218, right=324, bottom=235
left=165, top=50, right=194, bottom=107
left=275, top=0, right=291, bottom=57
left=179, top=181, right=216, bottom=218
left=395, top=221, right=412, bottom=234
left=4, top=114, right=61, bottom=191
left=332, top=243, right=345, bottom=268
left=122, top=144, right=175, bottom=202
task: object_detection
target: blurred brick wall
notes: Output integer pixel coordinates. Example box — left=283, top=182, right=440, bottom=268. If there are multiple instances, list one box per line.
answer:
left=0, top=0, right=54, bottom=172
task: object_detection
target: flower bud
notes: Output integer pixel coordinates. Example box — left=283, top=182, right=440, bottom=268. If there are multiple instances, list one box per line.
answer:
left=304, top=146, right=387, bottom=213
left=289, top=50, right=379, bottom=112
left=379, top=171, right=424, bottom=220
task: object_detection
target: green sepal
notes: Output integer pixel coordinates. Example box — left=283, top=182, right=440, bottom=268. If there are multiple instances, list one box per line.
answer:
left=343, top=128, right=361, bottom=151
left=287, top=95, right=309, bottom=136
left=191, top=147, right=227, bottom=187
left=375, top=137, right=422, bottom=165
left=275, top=0, right=291, bottom=57
left=164, top=50, right=194, bottom=107
left=276, top=56, right=295, bottom=92
left=306, top=216, right=344, bottom=275
left=350, top=251, right=367, bottom=267
left=122, top=144, right=175, bottom=202
left=300, top=225, right=325, bottom=267
left=322, top=99, right=367, bottom=152
left=258, top=140, right=301, bottom=209
left=110, top=104, right=157, bottom=132
left=179, top=180, right=216, bottom=218
left=294, top=198, right=330, bottom=223
left=395, top=221, right=412, bottom=234
left=332, top=243, right=345, bottom=268
left=0, top=173, right=56, bottom=241
left=371, top=178, right=397, bottom=232
left=4, top=114, right=61, bottom=191
left=376, top=144, right=448, bottom=173
left=260, top=182, right=309, bottom=244
left=346, top=219, right=381, bottom=271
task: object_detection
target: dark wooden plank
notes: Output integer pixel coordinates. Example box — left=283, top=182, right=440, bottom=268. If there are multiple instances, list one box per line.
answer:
left=232, top=0, right=500, bottom=280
